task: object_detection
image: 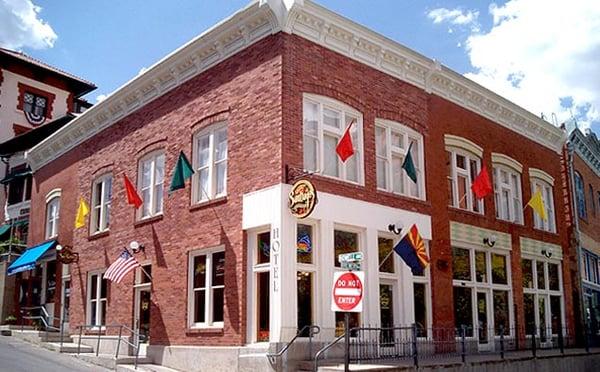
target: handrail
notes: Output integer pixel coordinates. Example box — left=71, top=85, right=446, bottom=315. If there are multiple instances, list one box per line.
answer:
left=75, top=322, right=142, bottom=369
left=267, top=325, right=320, bottom=364
left=19, top=305, right=67, bottom=352
left=314, top=333, right=347, bottom=372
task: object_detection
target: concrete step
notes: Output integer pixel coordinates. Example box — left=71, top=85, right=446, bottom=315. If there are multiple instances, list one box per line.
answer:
left=117, top=364, right=182, bottom=372
left=72, top=353, right=152, bottom=370
left=298, top=361, right=402, bottom=372
left=43, top=342, right=94, bottom=353
left=10, top=330, right=70, bottom=345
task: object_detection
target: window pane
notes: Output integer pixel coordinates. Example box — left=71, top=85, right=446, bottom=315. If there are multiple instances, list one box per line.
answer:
left=391, top=131, right=403, bottom=149
left=197, top=135, right=210, bottom=167
left=297, top=224, right=313, bottom=264
left=142, top=188, right=151, bottom=217
left=537, top=261, right=546, bottom=289
left=215, top=129, right=227, bottom=162
left=457, top=175, right=468, bottom=209
left=212, top=287, right=224, bottom=323
left=392, top=155, right=404, bottom=194
left=334, top=230, right=358, bottom=268
left=155, top=154, right=165, bottom=185
left=456, top=154, right=466, bottom=170
left=154, top=184, right=163, bottom=213
left=91, top=275, right=98, bottom=298
left=379, top=284, right=394, bottom=330
left=414, top=283, right=427, bottom=337
left=297, top=272, right=313, bottom=334
left=215, top=162, right=227, bottom=195
left=475, top=251, right=487, bottom=282
left=94, top=182, right=102, bottom=207
left=193, top=255, right=206, bottom=288
left=212, top=251, right=225, bottom=286
left=323, top=135, right=339, bottom=177
left=548, top=263, right=560, bottom=291
left=335, top=312, right=359, bottom=337
left=142, top=161, right=152, bottom=188
left=194, top=290, right=206, bottom=323
left=493, top=290, right=509, bottom=336
left=522, top=259, right=533, bottom=288
left=323, top=108, right=340, bottom=129
left=491, top=254, right=507, bottom=285
left=550, top=295, right=562, bottom=334
left=452, top=247, right=471, bottom=280
left=524, top=293, right=535, bottom=334
left=447, top=151, right=454, bottom=206
left=375, top=127, right=386, bottom=156
left=257, top=232, right=270, bottom=264
left=303, top=136, right=318, bottom=172
left=346, top=152, right=358, bottom=182
left=100, top=278, right=107, bottom=298
left=199, top=168, right=209, bottom=199
left=453, top=286, right=473, bottom=337
left=376, top=158, right=387, bottom=189
left=378, top=237, right=394, bottom=273
left=100, top=300, right=106, bottom=325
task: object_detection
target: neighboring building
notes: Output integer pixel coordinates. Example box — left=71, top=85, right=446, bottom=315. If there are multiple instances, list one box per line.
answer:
left=21, top=1, right=573, bottom=370
left=567, top=126, right=600, bottom=345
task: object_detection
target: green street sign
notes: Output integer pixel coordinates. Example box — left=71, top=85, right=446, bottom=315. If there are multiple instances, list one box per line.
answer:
left=338, top=252, right=364, bottom=264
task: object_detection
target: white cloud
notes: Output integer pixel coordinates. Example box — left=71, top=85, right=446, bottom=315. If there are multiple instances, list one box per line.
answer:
left=0, top=0, right=57, bottom=50
left=463, top=0, right=600, bottom=129
left=427, top=8, right=479, bottom=27
left=96, top=94, right=107, bottom=103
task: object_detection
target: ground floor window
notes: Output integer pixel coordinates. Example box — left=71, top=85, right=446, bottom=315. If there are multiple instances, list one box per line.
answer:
left=297, top=271, right=314, bottom=336
left=188, top=248, right=225, bottom=328
left=584, top=287, right=600, bottom=336
left=87, top=272, right=107, bottom=327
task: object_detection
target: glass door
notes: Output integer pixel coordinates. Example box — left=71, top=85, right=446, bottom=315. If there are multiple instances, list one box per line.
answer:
left=379, top=284, right=394, bottom=345
left=476, top=291, right=490, bottom=348
left=297, top=272, right=313, bottom=336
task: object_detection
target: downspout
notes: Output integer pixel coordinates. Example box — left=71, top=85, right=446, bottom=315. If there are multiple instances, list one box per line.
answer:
left=566, top=141, right=587, bottom=341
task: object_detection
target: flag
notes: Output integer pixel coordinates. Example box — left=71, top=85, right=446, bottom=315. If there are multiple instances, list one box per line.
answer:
left=123, top=174, right=143, bottom=209
left=297, top=233, right=312, bottom=253
left=336, top=120, right=355, bottom=162
left=393, top=224, right=430, bottom=275
left=104, top=250, right=140, bottom=283
left=74, top=198, right=89, bottom=229
left=402, top=143, right=417, bottom=183
left=471, top=165, right=493, bottom=199
left=527, top=189, right=547, bottom=221
left=169, top=151, right=195, bottom=193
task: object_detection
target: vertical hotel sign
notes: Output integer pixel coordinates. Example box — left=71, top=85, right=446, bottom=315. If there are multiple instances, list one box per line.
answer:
left=288, top=180, right=317, bottom=219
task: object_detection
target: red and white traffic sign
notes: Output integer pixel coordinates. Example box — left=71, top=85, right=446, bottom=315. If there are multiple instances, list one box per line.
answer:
left=331, top=271, right=364, bottom=312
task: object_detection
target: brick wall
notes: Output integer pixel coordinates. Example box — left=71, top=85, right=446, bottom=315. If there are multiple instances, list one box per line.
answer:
left=573, top=154, right=600, bottom=244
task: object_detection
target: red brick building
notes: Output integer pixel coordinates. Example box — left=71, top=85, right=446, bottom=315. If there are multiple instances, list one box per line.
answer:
left=22, top=0, right=573, bottom=370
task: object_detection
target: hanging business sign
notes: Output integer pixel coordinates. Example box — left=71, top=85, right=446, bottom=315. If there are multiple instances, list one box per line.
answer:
left=288, top=179, right=317, bottom=219
left=331, top=271, right=364, bottom=313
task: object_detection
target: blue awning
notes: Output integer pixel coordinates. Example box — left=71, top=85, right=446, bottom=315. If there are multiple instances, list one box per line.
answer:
left=7, top=240, right=57, bottom=276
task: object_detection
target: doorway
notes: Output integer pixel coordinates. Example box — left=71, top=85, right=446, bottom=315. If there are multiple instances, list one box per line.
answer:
left=476, top=291, right=491, bottom=350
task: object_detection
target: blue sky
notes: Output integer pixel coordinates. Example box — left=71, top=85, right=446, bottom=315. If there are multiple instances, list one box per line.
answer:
left=2, top=0, right=599, bottom=133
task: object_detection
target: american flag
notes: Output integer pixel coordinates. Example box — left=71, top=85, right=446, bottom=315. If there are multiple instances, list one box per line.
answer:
left=104, top=250, right=140, bottom=283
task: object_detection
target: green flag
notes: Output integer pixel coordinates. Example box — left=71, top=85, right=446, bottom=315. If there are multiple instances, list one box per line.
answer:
left=169, top=151, right=195, bottom=193
left=402, top=143, right=417, bottom=183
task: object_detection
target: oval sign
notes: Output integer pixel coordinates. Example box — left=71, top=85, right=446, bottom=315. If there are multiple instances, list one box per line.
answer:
left=288, top=179, right=317, bottom=219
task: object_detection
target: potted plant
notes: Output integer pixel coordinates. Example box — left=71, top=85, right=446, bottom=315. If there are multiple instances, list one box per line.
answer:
left=4, top=315, right=17, bottom=325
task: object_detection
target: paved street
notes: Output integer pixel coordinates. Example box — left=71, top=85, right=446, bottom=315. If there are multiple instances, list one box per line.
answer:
left=0, top=336, right=108, bottom=372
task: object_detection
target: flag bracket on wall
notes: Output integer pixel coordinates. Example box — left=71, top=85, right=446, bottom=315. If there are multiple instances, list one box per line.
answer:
left=285, top=164, right=319, bottom=183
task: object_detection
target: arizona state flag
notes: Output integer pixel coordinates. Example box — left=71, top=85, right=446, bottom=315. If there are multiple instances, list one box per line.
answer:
left=336, top=121, right=355, bottom=162
left=393, top=224, right=430, bottom=275
left=123, top=174, right=143, bottom=209
left=471, top=165, right=493, bottom=199
left=74, top=198, right=89, bottom=229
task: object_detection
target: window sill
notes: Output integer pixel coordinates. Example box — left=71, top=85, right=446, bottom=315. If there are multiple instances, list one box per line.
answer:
left=376, top=188, right=429, bottom=205
left=190, top=196, right=227, bottom=212
left=309, top=173, right=365, bottom=189
left=134, top=214, right=163, bottom=228
left=448, top=206, right=485, bottom=218
left=88, top=230, right=109, bottom=241
left=186, top=326, right=224, bottom=335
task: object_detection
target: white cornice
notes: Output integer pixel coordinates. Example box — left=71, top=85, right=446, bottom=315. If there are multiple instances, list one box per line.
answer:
left=571, top=129, right=600, bottom=177
left=27, top=0, right=566, bottom=171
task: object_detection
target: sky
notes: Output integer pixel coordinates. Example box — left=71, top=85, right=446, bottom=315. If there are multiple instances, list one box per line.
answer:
left=1, top=0, right=599, bottom=133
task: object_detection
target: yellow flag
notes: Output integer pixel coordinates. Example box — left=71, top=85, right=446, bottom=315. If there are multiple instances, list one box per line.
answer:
left=75, top=198, right=89, bottom=229
left=527, top=190, right=547, bottom=221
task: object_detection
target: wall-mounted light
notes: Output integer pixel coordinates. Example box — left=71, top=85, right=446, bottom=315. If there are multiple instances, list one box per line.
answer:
left=542, top=248, right=553, bottom=258
left=129, top=241, right=145, bottom=253
left=483, top=235, right=497, bottom=248
left=388, top=222, right=403, bottom=235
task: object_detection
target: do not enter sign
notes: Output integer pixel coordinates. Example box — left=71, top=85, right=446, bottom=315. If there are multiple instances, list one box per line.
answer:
left=331, top=271, right=364, bottom=312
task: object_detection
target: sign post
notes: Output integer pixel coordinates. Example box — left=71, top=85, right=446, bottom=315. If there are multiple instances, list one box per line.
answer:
left=332, top=253, right=364, bottom=372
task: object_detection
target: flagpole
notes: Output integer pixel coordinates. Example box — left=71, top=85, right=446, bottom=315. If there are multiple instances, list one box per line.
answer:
left=124, top=247, right=153, bottom=281
left=378, top=249, right=396, bottom=271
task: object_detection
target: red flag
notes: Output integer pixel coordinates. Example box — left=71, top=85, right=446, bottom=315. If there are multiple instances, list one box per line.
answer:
left=123, top=174, right=143, bottom=209
left=471, top=165, right=493, bottom=199
left=336, top=121, right=355, bottom=162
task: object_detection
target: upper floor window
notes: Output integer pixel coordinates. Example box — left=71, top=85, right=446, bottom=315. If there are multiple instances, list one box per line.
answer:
left=45, top=195, right=60, bottom=239
left=574, top=172, right=586, bottom=219
left=530, top=169, right=556, bottom=233
left=138, top=151, right=165, bottom=219
left=375, top=119, right=424, bottom=199
left=23, top=92, right=47, bottom=117
left=590, top=185, right=596, bottom=217
left=446, top=135, right=483, bottom=214
left=192, top=123, right=227, bottom=203
left=91, top=174, right=112, bottom=233
left=303, top=94, right=363, bottom=185
left=492, top=155, right=523, bottom=224
left=5, top=167, right=32, bottom=206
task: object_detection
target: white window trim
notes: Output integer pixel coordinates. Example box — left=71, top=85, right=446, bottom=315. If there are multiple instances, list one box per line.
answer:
left=303, top=93, right=365, bottom=186
left=375, top=119, right=426, bottom=200
left=447, top=148, right=484, bottom=214
left=493, top=164, right=523, bottom=224
left=137, top=151, right=165, bottom=220
left=45, top=196, right=60, bottom=239
left=191, top=122, right=228, bottom=204
left=86, top=270, right=107, bottom=329
left=187, top=246, right=225, bottom=329
left=452, top=243, right=513, bottom=338
left=522, top=255, right=565, bottom=337
left=90, top=173, right=112, bottom=234
left=530, top=178, right=556, bottom=233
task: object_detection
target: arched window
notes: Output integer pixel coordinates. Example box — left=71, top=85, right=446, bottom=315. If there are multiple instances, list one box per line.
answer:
left=529, top=169, right=556, bottom=233
left=45, top=191, right=61, bottom=239
left=445, top=135, right=484, bottom=214
left=589, top=184, right=596, bottom=217
left=91, top=173, right=112, bottom=233
left=574, top=172, right=586, bottom=219
left=492, top=154, right=523, bottom=224
left=138, top=150, right=165, bottom=219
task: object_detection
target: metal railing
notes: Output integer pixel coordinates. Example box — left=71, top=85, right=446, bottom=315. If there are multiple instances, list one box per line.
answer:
left=314, top=333, right=346, bottom=371
left=75, top=322, right=142, bottom=369
left=267, top=325, right=320, bottom=365
left=19, top=306, right=67, bottom=351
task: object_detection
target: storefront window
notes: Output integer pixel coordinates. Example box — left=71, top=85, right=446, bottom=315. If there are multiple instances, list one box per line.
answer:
left=297, top=272, right=313, bottom=335
left=475, top=251, right=486, bottom=282
left=378, top=237, right=394, bottom=273
left=452, top=247, right=471, bottom=280
left=493, top=290, right=509, bottom=335
left=453, top=286, right=473, bottom=337
left=334, top=230, right=358, bottom=267
left=522, top=259, right=534, bottom=288
left=537, top=261, right=546, bottom=289
left=297, top=224, right=313, bottom=264
left=491, top=253, right=507, bottom=285
left=45, top=261, right=56, bottom=303
left=257, top=231, right=270, bottom=265
left=414, top=283, right=427, bottom=337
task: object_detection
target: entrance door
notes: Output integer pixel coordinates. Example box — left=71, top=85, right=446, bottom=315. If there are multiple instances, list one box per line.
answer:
left=257, top=271, right=270, bottom=342
left=476, top=291, right=490, bottom=349
left=60, top=278, right=70, bottom=330
left=379, top=284, right=394, bottom=345
left=134, top=286, right=151, bottom=344
left=297, top=271, right=313, bottom=336
left=42, top=261, right=57, bottom=324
